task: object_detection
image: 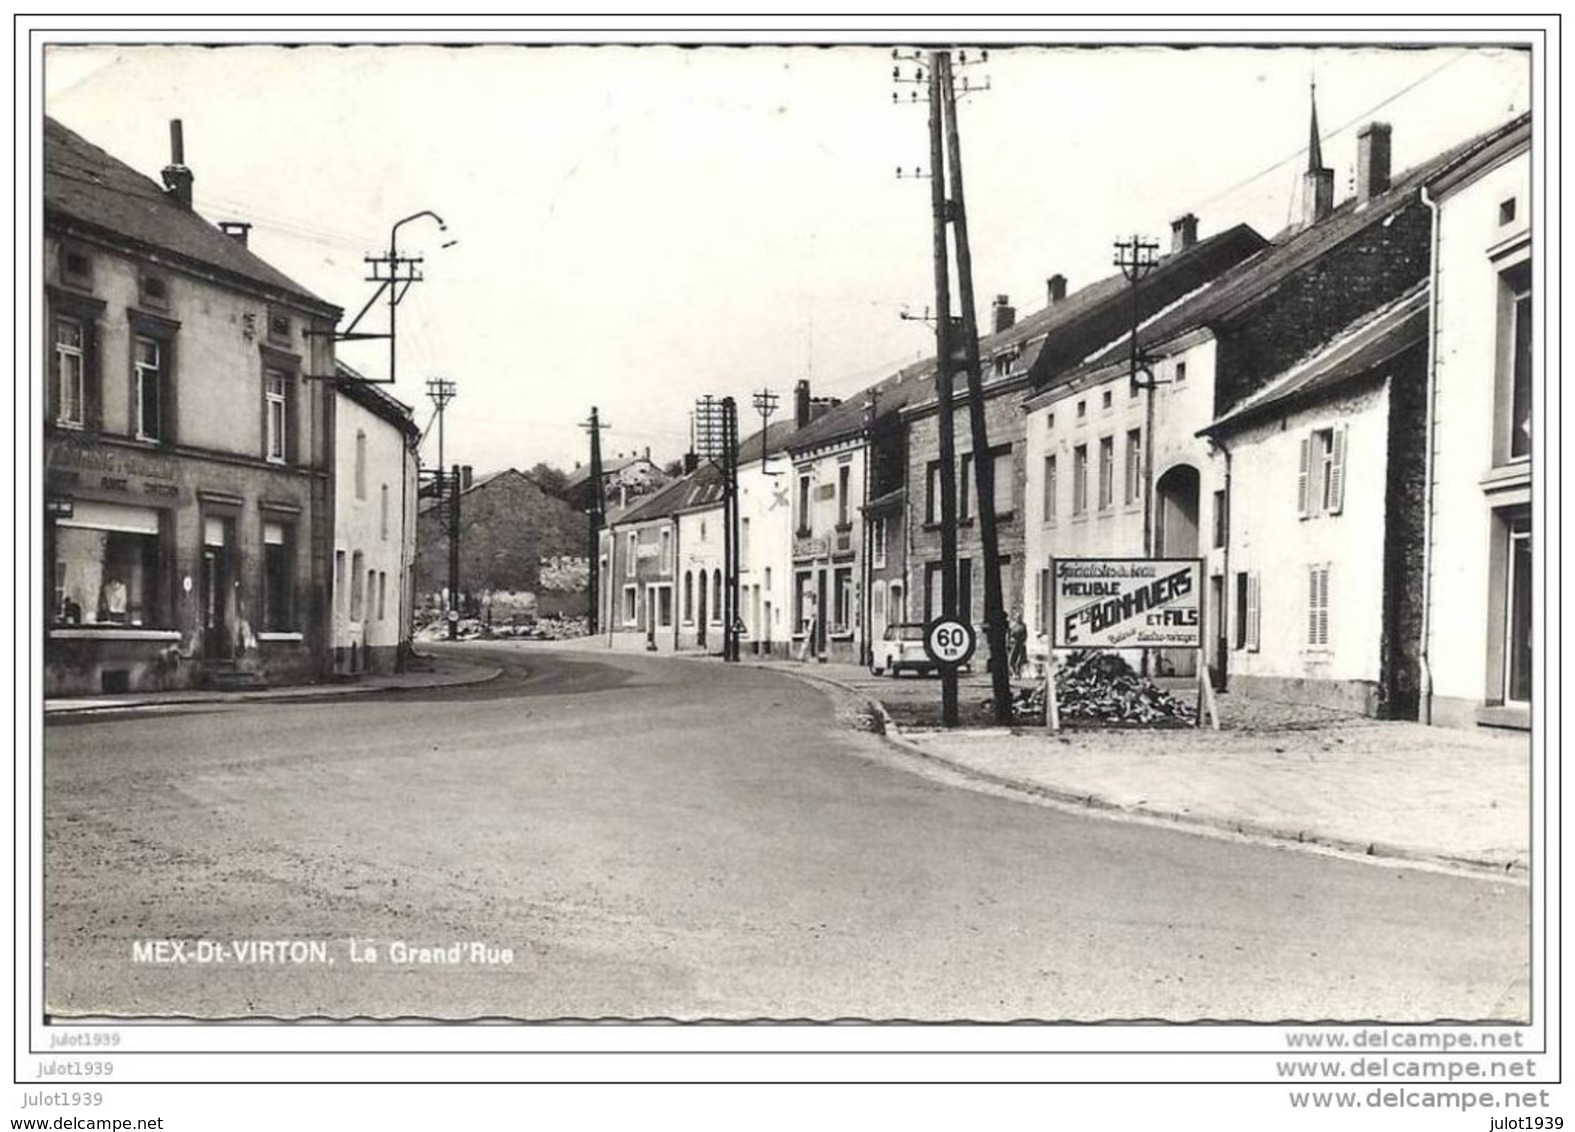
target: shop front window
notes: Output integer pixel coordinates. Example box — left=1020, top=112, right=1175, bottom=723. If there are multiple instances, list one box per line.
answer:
left=261, top=521, right=295, bottom=632
left=53, top=502, right=162, bottom=626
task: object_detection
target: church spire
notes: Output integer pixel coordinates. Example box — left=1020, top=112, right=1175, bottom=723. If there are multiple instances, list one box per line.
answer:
left=1301, top=78, right=1335, bottom=227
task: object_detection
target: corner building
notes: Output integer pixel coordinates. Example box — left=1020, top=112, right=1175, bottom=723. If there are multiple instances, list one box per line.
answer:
left=43, top=118, right=340, bottom=694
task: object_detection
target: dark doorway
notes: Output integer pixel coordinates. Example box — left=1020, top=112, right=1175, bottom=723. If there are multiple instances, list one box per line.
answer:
left=1155, top=464, right=1201, bottom=678
left=201, top=515, right=235, bottom=660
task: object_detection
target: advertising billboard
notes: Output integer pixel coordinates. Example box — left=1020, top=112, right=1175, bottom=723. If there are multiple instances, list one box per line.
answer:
left=1050, top=557, right=1204, bottom=650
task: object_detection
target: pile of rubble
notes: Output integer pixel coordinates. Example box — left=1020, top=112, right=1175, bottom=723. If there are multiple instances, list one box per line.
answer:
left=491, top=614, right=589, bottom=641
left=413, top=612, right=590, bottom=642
left=1000, top=652, right=1199, bottom=727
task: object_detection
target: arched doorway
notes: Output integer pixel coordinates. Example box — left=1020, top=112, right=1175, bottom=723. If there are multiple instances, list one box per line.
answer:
left=1155, top=463, right=1201, bottom=677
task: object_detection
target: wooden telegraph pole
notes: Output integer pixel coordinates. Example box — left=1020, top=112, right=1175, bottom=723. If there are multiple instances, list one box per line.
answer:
left=925, top=50, right=961, bottom=728
left=582, top=407, right=609, bottom=634
left=940, top=50, right=1011, bottom=724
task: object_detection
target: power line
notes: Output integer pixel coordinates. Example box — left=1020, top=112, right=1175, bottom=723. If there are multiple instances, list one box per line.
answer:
left=1183, top=52, right=1468, bottom=217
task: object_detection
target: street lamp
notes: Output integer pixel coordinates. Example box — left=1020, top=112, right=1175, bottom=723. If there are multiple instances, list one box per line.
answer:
left=385, top=210, right=451, bottom=389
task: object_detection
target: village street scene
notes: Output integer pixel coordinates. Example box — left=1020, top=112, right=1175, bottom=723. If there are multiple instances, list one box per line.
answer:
left=39, top=42, right=1535, bottom=1025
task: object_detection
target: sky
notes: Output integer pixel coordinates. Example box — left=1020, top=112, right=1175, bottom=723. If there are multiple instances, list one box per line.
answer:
left=43, top=37, right=1530, bottom=478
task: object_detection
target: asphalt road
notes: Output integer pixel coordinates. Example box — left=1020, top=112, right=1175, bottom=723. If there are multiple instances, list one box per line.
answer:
left=43, top=644, right=1529, bottom=1021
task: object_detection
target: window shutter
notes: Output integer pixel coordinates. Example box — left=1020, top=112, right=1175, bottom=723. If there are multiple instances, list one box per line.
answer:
left=1307, top=567, right=1318, bottom=645
left=1297, top=436, right=1311, bottom=517
left=1246, top=572, right=1261, bottom=652
left=1328, top=425, right=1347, bottom=515
left=1317, top=566, right=1330, bottom=646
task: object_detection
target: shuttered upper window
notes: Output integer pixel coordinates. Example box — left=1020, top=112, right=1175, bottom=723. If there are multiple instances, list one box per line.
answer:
left=1298, top=425, right=1346, bottom=518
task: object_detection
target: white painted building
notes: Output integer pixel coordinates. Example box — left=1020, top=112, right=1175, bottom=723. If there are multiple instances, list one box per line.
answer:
left=674, top=471, right=727, bottom=652
left=1199, top=287, right=1429, bottom=716
left=332, top=365, right=420, bottom=674
left=1419, top=113, right=1532, bottom=729
left=787, top=428, right=868, bottom=663
left=1023, top=335, right=1221, bottom=677
left=734, top=418, right=803, bottom=656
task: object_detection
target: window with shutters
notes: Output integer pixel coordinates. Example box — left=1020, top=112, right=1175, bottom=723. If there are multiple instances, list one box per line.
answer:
left=1306, top=564, right=1330, bottom=648
left=1298, top=426, right=1346, bottom=518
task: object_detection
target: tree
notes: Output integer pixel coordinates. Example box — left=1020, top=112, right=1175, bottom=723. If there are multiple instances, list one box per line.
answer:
left=528, top=461, right=570, bottom=499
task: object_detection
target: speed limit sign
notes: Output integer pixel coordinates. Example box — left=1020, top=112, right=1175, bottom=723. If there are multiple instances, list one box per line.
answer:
left=923, top=617, right=976, bottom=668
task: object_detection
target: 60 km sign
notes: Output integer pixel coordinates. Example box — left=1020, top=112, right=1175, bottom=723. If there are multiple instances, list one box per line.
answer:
left=923, top=617, right=976, bottom=668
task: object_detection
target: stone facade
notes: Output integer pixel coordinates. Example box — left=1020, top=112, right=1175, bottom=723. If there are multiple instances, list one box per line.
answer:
left=414, top=469, right=588, bottom=617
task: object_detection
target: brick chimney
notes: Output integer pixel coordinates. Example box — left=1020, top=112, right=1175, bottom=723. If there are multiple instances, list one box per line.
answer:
left=1170, top=213, right=1198, bottom=252
left=1357, top=122, right=1392, bottom=205
left=218, top=221, right=251, bottom=247
left=1046, top=274, right=1067, bottom=305
left=161, top=119, right=194, bottom=210
left=683, top=452, right=699, bottom=474
left=991, top=294, right=1016, bottom=333
left=795, top=379, right=812, bottom=428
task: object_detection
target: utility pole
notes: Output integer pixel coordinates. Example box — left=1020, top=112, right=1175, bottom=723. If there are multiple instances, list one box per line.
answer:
left=723, top=396, right=741, bottom=662
left=581, top=407, right=610, bottom=634
left=694, top=395, right=741, bottom=662
left=1115, top=234, right=1163, bottom=675
left=940, top=50, right=1011, bottom=724
left=447, top=464, right=462, bottom=640
left=751, top=388, right=780, bottom=471
left=920, top=48, right=961, bottom=727
left=426, top=378, right=458, bottom=635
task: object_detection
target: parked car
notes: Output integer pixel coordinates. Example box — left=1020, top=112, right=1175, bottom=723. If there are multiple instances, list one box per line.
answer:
left=870, top=622, right=935, bottom=677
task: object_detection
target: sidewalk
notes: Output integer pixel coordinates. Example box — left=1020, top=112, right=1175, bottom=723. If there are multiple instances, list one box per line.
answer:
left=775, top=658, right=1530, bottom=881
left=43, top=652, right=502, bottom=717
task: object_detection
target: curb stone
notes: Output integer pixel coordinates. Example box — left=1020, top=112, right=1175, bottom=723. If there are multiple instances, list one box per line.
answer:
left=748, top=659, right=1527, bottom=885
left=43, top=658, right=504, bottom=717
